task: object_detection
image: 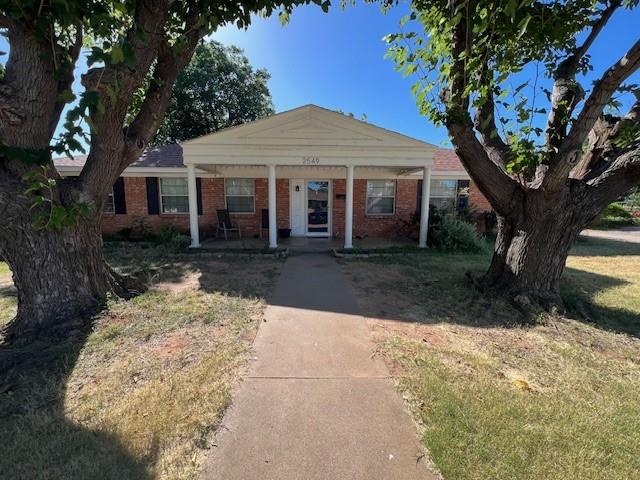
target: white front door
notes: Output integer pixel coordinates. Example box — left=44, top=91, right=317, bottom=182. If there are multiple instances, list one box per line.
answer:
left=290, top=179, right=306, bottom=236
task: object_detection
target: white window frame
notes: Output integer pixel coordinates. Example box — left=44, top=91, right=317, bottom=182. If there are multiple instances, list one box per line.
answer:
left=225, top=178, right=256, bottom=214
left=430, top=179, right=465, bottom=210
left=365, top=179, right=396, bottom=216
left=159, top=177, right=189, bottom=214
left=104, top=188, right=115, bottom=214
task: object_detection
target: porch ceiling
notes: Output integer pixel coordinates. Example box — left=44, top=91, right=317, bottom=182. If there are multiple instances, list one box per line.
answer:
left=195, top=164, right=422, bottom=179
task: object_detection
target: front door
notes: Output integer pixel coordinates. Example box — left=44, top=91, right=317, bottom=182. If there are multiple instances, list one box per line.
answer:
left=306, top=180, right=330, bottom=237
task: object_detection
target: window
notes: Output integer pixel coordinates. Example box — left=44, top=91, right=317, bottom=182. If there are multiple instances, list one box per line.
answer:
left=429, top=179, right=470, bottom=210
left=104, top=189, right=115, bottom=214
left=366, top=180, right=396, bottom=215
left=159, top=178, right=189, bottom=213
left=225, top=178, right=255, bottom=213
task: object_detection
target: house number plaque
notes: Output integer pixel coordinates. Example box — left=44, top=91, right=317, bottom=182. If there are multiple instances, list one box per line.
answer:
left=302, top=156, right=320, bottom=165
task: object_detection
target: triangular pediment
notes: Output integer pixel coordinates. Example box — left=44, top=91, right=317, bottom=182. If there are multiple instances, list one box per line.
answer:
left=182, top=105, right=437, bottom=150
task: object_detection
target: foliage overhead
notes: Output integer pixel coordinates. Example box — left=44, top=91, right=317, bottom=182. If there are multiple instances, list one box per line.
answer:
left=385, top=0, right=640, bottom=176
left=0, top=0, right=330, bottom=159
left=153, top=40, right=275, bottom=145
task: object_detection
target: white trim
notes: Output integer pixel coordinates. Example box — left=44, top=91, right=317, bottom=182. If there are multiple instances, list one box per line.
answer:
left=344, top=166, right=354, bottom=249
left=268, top=165, right=278, bottom=248
left=419, top=167, right=431, bottom=248
left=159, top=177, right=190, bottom=214
left=224, top=178, right=256, bottom=214
left=365, top=179, right=396, bottom=216
left=187, top=164, right=200, bottom=248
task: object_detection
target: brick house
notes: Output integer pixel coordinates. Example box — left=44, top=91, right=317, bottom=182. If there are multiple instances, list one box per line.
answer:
left=55, top=105, right=490, bottom=248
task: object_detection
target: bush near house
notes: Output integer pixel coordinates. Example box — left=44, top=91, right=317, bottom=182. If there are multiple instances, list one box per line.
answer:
left=590, top=202, right=640, bottom=229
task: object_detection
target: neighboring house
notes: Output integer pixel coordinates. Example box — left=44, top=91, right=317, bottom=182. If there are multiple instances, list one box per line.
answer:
left=54, top=105, right=490, bottom=248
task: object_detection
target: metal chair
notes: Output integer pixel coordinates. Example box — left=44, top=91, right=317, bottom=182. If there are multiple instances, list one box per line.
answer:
left=216, top=209, right=242, bottom=240
left=259, top=208, right=269, bottom=239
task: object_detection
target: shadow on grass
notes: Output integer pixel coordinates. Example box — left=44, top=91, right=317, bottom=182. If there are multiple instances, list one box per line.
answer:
left=346, top=244, right=640, bottom=338
left=0, top=332, right=152, bottom=480
left=0, top=244, right=281, bottom=479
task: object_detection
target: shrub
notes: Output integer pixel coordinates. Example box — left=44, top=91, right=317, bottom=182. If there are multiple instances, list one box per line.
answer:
left=591, top=202, right=635, bottom=228
left=430, top=215, right=487, bottom=253
left=153, top=225, right=190, bottom=249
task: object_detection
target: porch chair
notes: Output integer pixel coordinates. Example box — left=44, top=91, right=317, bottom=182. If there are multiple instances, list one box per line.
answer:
left=216, top=209, right=242, bottom=240
left=259, top=208, right=269, bottom=240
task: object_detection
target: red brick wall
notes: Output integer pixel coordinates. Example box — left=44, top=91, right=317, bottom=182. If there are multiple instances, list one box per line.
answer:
left=101, top=177, right=290, bottom=238
left=330, top=179, right=418, bottom=238
left=101, top=175, right=493, bottom=240
left=469, top=181, right=492, bottom=211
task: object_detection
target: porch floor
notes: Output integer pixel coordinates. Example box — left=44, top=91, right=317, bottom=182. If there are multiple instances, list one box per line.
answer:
left=199, top=236, right=416, bottom=253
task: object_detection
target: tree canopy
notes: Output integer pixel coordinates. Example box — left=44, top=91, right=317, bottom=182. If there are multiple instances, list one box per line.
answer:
left=153, top=40, right=275, bottom=145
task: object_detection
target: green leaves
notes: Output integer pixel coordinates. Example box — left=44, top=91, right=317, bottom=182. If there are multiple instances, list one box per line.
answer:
left=22, top=166, right=91, bottom=230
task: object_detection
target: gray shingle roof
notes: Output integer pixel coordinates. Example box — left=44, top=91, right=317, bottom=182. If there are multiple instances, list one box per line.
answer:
left=53, top=144, right=184, bottom=169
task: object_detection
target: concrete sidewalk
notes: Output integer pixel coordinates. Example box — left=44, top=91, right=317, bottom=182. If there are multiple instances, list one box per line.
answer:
left=201, top=254, right=436, bottom=480
left=581, top=226, right=640, bottom=244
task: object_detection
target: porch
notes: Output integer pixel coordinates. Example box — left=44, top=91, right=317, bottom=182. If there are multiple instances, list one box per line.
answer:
left=181, top=105, right=438, bottom=251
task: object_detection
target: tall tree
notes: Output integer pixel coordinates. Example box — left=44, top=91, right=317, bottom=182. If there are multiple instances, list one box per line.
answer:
left=386, top=0, right=640, bottom=309
left=153, top=40, right=274, bottom=145
left=0, top=0, right=328, bottom=341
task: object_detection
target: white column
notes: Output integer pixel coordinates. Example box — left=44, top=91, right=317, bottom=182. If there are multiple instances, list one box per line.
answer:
left=268, top=164, right=278, bottom=249
left=419, top=165, right=431, bottom=248
left=187, top=164, right=200, bottom=248
left=344, top=165, right=355, bottom=249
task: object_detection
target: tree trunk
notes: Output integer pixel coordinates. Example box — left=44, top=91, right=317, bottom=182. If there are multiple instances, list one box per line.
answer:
left=0, top=170, right=135, bottom=341
left=482, top=192, right=588, bottom=310
left=0, top=216, right=130, bottom=341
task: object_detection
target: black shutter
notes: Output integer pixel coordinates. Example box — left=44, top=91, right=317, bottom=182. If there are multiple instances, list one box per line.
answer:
left=416, top=180, right=423, bottom=216
left=113, top=177, right=127, bottom=214
left=146, top=177, right=160, bottom=214
left=196, top=178, right=203, bottom=215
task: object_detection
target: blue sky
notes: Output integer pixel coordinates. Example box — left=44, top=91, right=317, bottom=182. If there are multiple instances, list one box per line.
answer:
left=213, top=2, right=640, bottom=147
left=1, top=2, right=637, bottom=149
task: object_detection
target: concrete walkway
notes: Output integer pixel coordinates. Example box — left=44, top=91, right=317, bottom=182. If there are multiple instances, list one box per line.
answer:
left=581, top=226, right=640, bottom=244
left=201, top=254, right=436, bottom=480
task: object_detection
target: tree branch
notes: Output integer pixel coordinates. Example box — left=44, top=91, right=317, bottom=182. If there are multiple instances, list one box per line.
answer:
left=444, top=0, right=519, bottom=215
left=586, top=142, right=640, bottom=210
left=544, top=1, right=621, bottom=170
left=473, top=86, right=509, bottom=167
left=123, top=24, right=205, bottom=167
left=572, top=94, right=640, bottom=179
left=543, top=38, right=640, bottom=190
left=557, top=1, right=621, bottom=78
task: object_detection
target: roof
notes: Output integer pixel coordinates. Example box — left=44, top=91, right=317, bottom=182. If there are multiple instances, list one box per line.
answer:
left=54, top=144, right=184, bottom=169
left=182, top=104, right=439, bottom=150
left=433, top=148, right=465, bottom=171
left=54, top=145, right=465, bottom=173
left=52, top=104, right=467, bottom=174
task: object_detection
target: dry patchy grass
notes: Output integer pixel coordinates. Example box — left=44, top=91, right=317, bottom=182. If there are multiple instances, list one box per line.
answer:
left=0, top=245, right=282, bottom=480
left=343, top=237, right=640, bottom=480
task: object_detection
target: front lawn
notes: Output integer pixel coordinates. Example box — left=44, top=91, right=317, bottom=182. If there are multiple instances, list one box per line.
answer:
left=0, top=244, right=282, bottom=480
left=343, top=237, right=640, bottom=480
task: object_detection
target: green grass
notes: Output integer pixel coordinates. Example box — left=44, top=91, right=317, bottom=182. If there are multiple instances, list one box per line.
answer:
left=0, top=247, right=281, bottom=480
left=345, top=237, right=640, bottom=480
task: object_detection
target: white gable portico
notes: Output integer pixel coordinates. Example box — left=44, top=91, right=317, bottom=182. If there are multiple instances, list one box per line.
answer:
left=181, top=104, right=436, bottom=249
